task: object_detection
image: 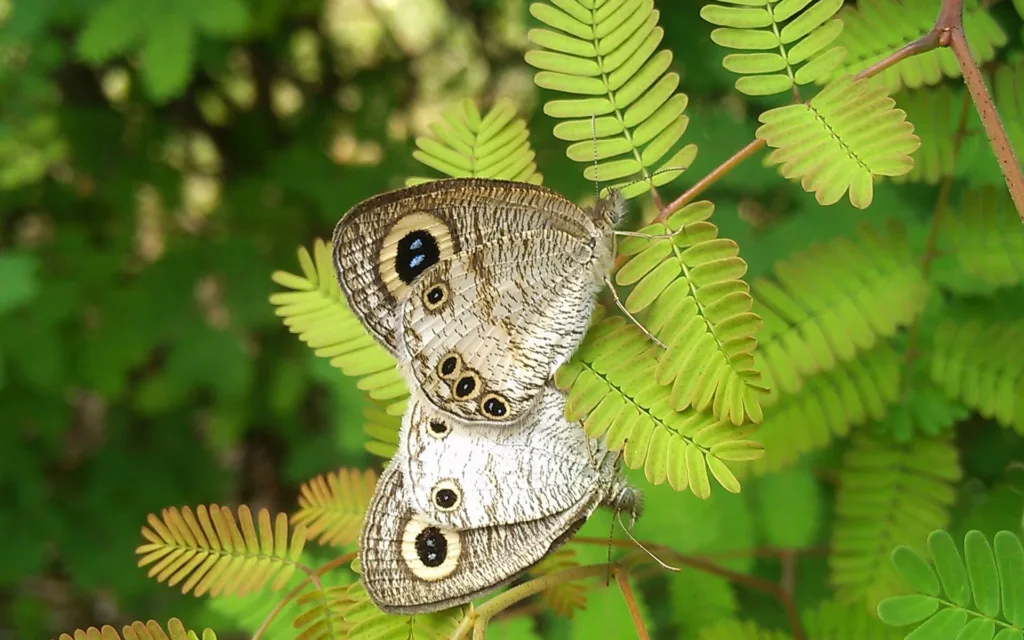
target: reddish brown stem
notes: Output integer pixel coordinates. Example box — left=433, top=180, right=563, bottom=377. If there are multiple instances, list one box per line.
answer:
left=615, top=568, right=650, bottom=640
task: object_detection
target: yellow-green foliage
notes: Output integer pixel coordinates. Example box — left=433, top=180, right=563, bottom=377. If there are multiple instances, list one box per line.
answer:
left=615, top=201, right=765, bottom=425
left=526, top=0, right=696, bottom=198
left=830, top=434, right=962, bottom=609
left=135, top=505, right=307, bottom=597
left=270, top=240, right=407, bottom=417
left=55, top=619, right=217, bottom=640
left=931, top=317, right=1024, bottom=434
left=943, top=188, right=1024, bottom=290
left=757, top=75, right=920, bottom=208
left=753, top=222, right=927, bottom=400
left=292, top=468, right=377, bottom=548
left=891, top=85, right=961, bottom=185
left=700, top=0, right=846, bottom=97
left=555, top=313, right=764, bottom=498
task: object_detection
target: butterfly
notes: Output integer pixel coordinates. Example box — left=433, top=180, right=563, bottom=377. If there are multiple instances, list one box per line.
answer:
left=358, top=383, right=640, bottom=614
left=332, top=178, right=625, bottom=427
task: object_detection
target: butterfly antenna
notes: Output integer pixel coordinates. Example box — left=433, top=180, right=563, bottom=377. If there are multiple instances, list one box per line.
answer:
left=591, top=113, right=600, bottom=201
left=605, top=514, right=615, bottom=586
left=603, top=276, right=667, bottom=350
left=616, top=511, right=681, bottom=572
left=610, top=165, right=693, bottom=240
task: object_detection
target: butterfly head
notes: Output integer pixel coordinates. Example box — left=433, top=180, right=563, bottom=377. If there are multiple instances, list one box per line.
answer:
left=588, top=188, right=627, bottom=231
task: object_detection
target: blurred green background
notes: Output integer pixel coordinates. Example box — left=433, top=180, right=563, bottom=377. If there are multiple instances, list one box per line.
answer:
left=2, top=0, right=1024, bottom=638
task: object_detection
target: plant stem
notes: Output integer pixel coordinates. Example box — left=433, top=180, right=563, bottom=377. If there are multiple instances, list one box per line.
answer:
left=939, top=0, right=1024, bottom=223
left=251, top=551, right=356, bottom=640
left=614, top=567, right=650, bottom=640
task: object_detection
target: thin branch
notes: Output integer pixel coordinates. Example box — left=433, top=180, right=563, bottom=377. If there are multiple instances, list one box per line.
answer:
left=941, top=0, right=1024, bottom=222
left=251, top=551, right=356, bottom=640
left=615, top=567, right=650, bottom=640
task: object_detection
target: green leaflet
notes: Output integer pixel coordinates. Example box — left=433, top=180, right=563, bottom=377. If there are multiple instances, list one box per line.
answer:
left=802, top=599, right=904, bottom=639
left=555, top=313, right=763, bottom=498
left=757, top=75, right=921, bottom=208
left=878, top=530, right=1024, bottom=638
left=830, top=434, right=962, bottom=609
left=343, top=563, right=465, bottom=640
left=615, top=201, right=765, bottom=425
left=269, top=240, right=408, bottom=424
left=701, top=0, right=846, bottom=97
left=892, top=85, right=961, bottom=185
left=753, top=340, right=901, bottom=476
left=408, top=99, right=543, bottom=185
left=527, top=0, right=694, bottom=197
left=930, top=317, right=1024, bottom=435
left=942, top=188, right=1024, bottom=290
left=832, top=0, right=1007, bottom=95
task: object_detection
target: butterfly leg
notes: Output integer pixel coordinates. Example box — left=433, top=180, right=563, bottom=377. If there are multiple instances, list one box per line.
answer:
left=604, top=276, right=667, bottom=349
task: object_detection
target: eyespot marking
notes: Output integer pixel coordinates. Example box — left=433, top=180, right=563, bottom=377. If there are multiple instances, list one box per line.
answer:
left=422, top=282, right=448, bottom=311
left=452, top=372, right=480, bottom=400
left=378, top=212, right=454, bottom=299
left=430, top=479, right=462, bottom=512
left=436, top=353, right=461, bottom=379
left=480, top=393, right=509, bottom=419
left=427, top=419, right=450, bottom=439
left=401, top=516, right=460, bottom=581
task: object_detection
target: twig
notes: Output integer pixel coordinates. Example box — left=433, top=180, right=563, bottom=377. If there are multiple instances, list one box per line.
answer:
left=938, top=0, right=1024, bottom=222
left=615, top=567, right=650, bottom=640
left=251, top=551, right=356, bottom=640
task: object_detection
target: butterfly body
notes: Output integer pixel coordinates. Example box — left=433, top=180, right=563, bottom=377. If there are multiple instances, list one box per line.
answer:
left=333, top=178, right=625, bottom=427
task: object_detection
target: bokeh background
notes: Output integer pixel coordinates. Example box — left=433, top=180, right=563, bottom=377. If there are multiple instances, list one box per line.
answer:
left=3, top=0, right=1024, bottom=638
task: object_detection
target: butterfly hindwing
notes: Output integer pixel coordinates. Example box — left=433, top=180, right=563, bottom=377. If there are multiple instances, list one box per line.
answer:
left=358, top=457, right=596, bottom=614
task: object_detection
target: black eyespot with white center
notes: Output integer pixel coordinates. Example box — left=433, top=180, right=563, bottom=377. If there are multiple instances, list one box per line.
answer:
left=395, top=230, right=439, bottom=285
left=422, top=282, right=448, bottom=311
left=436, top=352, right=461, bottom=380
left=430, top=479, right=462, bottom=512
left=452, top=372, right=480, bottom=400
left=480, top=393, right=509, bottom=419
left=415, top=526, right=448, bottom=567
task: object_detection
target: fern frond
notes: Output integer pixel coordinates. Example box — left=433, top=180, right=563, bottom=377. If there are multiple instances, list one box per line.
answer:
left=832, top=0, right=1007, bottom=95
left=363, top=404, right=403, bottom=460
left=342, top=562, right=465, bottom=639
left=757, top=75, right=920, bottom=208
left=891, top=85, right=960, bottom=185
left=55, top=619, right=217, bottom=640
left=943, top=188, right=1024, bottom=290
left=802, top=599, right=903, bottom=639
left=406, top=98, right=542, bottom=184
left=136, top=504, right=307, bottom=597
left=555, top=314, right=764, bottom=498
left=830, top=434, right=962, bottom=609
left=700, top=0, right=846, bottom=97
left=754, top=222, right=927, bottom=402
left=878, top=530, right=1024, bottom=636
left=753, top=341, right=901, bottom=476
left=526, top=0, right=696, bottom=198
left=699, top=620, right=792, bottom=640
left=930, top=317, right=1024, bottom=435
left=293, top=583, right=355, bottom=640
left=292, top=468, right=377, bottom=548
left=615, top=201, right=765, bottom=425
left=526, top=547, right=588, bottom=618
left=270, top=239, right=407, bottom=417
